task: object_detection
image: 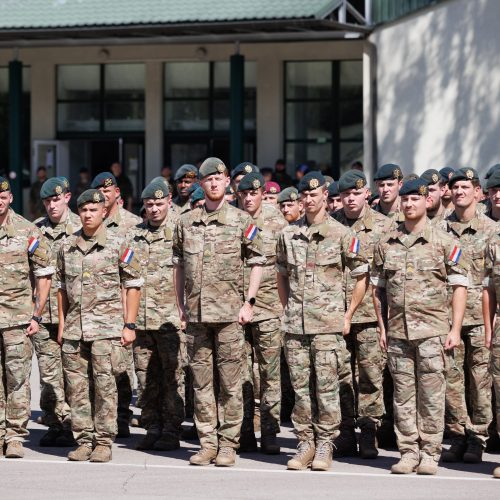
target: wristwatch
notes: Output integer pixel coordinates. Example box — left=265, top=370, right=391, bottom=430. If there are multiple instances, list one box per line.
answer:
left=124, top=323, right=137, bottom=330
left=245, top=297, right=256, bottom=306
left=31, top=315, right=43, bottom=324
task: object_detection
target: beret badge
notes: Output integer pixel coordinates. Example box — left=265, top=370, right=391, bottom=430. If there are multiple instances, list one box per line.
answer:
left=252, top=179, right=261, bottom=189
left=418, top=185, right=428, bottom=196
left=93, top=192, right=101, bottom=202
left=103, top=178, right=113, bottom=187
left=309, top=178, right=320, bottom=189
left=355, top=179, right=365, bottom=189
left=290, top=192, right=298, bottom=201
left=431, top=173, right=439, bottom=184
left=244, top=165, right=253, bottom=173
left=154, top=189, right=164, bottom=199
left=217, top=164, right=226, bottom=173
left=55, top=185, right=63, bottom=195
left=465, top=169, right=474, bottom=180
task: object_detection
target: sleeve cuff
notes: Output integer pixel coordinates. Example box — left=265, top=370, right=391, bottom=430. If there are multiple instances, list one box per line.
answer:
left=370, top=276, right=386, bottom=288
left=123, top=278, right=144, bottom=288
left=34, top=266, right=55, bottom=278
left=58, top=281, right=66, bottom=290
left=482, top=277, right=491, bottom=288
left=350, top=263, right=369, bottom=277
left=448, top=274, right=469, bottom=287
left=247, top=255, right=267, bottom=266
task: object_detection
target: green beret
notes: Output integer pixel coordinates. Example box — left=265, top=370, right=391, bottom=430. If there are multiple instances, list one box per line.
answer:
left=327, top=181, right=340, bottom=198
left=374, top=163, right=403, bottom=181
left=403, top=173, right=419, bottom=182
left=58, top=176, right=70, bottom=190
left=486, top=169, right=500, bottom=189
left=190, top=187, right=205, bottom=205
left=40, top=177, right=67, bottom=199
left=187, top=182, right=200, bottom=195
left=439, top=167, right=455, bottom=182
left=174, top=164, right=198, bottom=182
left=141, top=180, right=169, bottom=200
left=0, top=175, right=11, bottom=192
left=199, top=157, right=228, bottom=179
left=298, top=171, right=325, bottom=193
left=399, top=178, right=429, bottom=196
left=448, top=167, right=479, bottom=187
left=91, top=172, right=117, bottom=189
left=324, top=175, right=334, bottom=188
left=225, top=186, right=234, bottom=195
left=278, top=187, right=299, bottom=203
left=338, top=170, right=366, bottom=192
left=420, top=169, right=441, bottom=186
left=77, top=189, right=105, bottom=208
left=238, top=172, right=265, bottom=192
left=485, top=164, right=500, bottom=180
left=231, top=162, right=259, bottom=180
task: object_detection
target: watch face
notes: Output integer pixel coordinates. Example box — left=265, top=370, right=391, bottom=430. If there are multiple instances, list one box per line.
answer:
left=248, top=298, right=256, bottom=305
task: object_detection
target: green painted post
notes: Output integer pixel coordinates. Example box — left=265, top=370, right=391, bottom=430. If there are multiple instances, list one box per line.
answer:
left=8, top=60, right=23, bottom=213
left=230, top=53, right=244, bottom=168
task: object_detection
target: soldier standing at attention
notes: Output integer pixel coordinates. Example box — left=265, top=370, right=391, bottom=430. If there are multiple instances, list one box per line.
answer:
left=91, top=171, right=142, bottom=438
left=34, top=177, right=81, bottom=447
left=230, top=162, right=260, bottom=198
left=57, top=189, right=142, bottom=463
left=326, top=181, right=342, bottom=215
left=173, top=157, right=265, bottom=467
left=420, top=169, right=447, bottom=224
left=333, top=170, right=393, bottom=459
left=0, top=176, right=53, bottom=458
left=276, top=171, right=369, bottom=471
left=172, top=164, right=199, bottom=214
left=372, top=178, right=468, bottom=475
left=278, top=187, right=303, bottom=224
left=131, top=180, right=186, bottom=452
left=440, top=168, right=496, bottom=464
left=485, top=168, right=500, bottom=222
left=439, top=167, right=455, bottom=212
left=237, top=172, right=288, bottom=454
left=373, top=163, right=405, bottom=222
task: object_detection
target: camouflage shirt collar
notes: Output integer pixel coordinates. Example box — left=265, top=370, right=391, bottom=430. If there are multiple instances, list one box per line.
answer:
left=73, top=224, right=107, bottom=252
left=0, top=209, right=16, bottom=238
left=307, top=214, right=331, bottom=238
left=393, top=221, right=432, bottom=246
left=447, top=210, right=480, bottom=234
left=105, top=204, right=122, bottom=227
left=199, top=200, right=229, bottom=225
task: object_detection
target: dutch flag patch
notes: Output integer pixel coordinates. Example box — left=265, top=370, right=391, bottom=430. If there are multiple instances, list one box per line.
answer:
left=245, top=224, right=258, bottom=241
left=28, top=237, right=40, bottom=255
left=120, top=248, right=134, bottom=264
left=349, top=237, right=360, bottom=255
left=449, top=245, right=462, bottom=264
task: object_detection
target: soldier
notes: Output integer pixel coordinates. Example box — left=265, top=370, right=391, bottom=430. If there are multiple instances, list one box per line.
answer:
left=130, top=180, right=186, bottom=452
left=263, top=181, right=280, bottom=206
left=276, top=171, right=369, bottom=471
left=278, top=187, right=303, bottom=224
left=237, top=172, right=288, bottom=454
left=420, top=169, right=447, bottom=224
left=483, top=228, right=500, bottom=478
left=372, top=178, right=468, bottom=475
left=485, top=168, right=500, bottom=222
left=91, top=171, right=142, bottom=437
left=373, top=163, right=405, bottom=222
left=57, top=189, right=142, bottom=463
left=333, top=170, right=393, bottom=459
left=439, top=167, right=455, bottom=212
left=173, top=157, right=265, bottom=467
left=34, top=177, right=81, bottom=447
left=326, top=181, right=342, bottom=215
left=190, top=187, right=206, bottom=209
left=439, top=168, right=496, bottom=464
left=172, top=164, right=199, bottom=214
left=230, top=162, right=259, bottom=196
left=0, top=176, right=53, bottom=458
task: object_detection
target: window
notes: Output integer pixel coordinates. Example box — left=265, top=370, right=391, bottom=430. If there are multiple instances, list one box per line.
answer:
left=284, top=61, right=363, bottom=178
left=57, top=64, right=145, bottom=133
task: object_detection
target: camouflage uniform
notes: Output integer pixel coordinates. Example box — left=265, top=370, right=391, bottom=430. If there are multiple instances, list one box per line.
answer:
left=333, top=207, right=393, bottom=430
left=0, top=209, right=53, bottom=443
left=57, top=225, right=143, bottom=446
left=440, top=212, right=496, bottom=445
left=172, top=196, right=191, bottom=215
left=372, top=221, right=469, bottom=459
left=131, top=212, right=186, bottom=440
left=173, top=201, right=265, bottom=451
left=241, top=203, right=287, bottom=438
left=34, top=210, right=80, bottom=429
left=372, top=200, right=405, bottom=223
left=276, top=215, right=368, bottom=444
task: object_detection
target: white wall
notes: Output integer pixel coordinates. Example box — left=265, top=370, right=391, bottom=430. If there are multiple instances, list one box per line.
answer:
left=370, top=0, right=500, bottom=176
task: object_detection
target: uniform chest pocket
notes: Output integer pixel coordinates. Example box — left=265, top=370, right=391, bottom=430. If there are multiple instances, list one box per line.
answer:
left=416, top=256, right=443, bottom=271
left=471, top=250, right=485, bottom=274
left=315, top=253, right=342, bottom=289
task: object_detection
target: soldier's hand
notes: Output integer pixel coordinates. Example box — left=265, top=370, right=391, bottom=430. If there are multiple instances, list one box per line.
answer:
left=342, top=315, right=352, bottom=336
left=378, top=327, right=387, bottom=351
left=121, top=327, right=136, bottom=346
left=445, top=329, right=461, bottom=350
left=485, top=328, right=492, bottom=350
left=26, top=319, right=39, bottom=336
left=238, top=303, right=254, bottom=325
left=178, top=308, right=188, bottom=331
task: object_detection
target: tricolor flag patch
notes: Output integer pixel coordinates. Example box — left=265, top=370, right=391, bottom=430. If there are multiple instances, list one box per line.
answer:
left=449, top=245, right=462, bottom=264
left=349, top=237, right=360, bottom=255
left=245, top=224, right=258, bottom=241
left=120, top=248, right=134, bottom=264
left=28, top=237, right=40, bottom=255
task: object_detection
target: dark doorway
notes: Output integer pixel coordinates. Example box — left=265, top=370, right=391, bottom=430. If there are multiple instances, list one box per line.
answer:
left=90, top=140, right=119, bottom=176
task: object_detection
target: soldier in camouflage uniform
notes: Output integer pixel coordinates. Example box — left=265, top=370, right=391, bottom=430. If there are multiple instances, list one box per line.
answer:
left=485, top=168, right=500, bottom=222
left=439, top=167, right=455, bottom=212
left=372, top=178, right=469, bottom=475
left=276, top=171, right=369, bottom=471
left=172, top=164, right=199, bottom=214
left=373, top=164, right=405, bottom=223
left=91, top=172, right=142, bottom=437
left=34, top=177, right=80, bottom=447
left=326, top=181, right=342, bottom=215
left=439, top=168, right=496, bottom=464
left=333, top=170, right=393, bottom=459
left=420, top=169, right=447, bottom=225
left=130, top=180, right=187, bottom=452
left=278, top=187, right=302, bottom=224
left=173, top=157, right=265, bottom=467
left=57, top=189, right=143, bottom=463
left=0, top=176, right=53, bottom=458
left=237, top=172, right=288, bottom=454
left=230, top=162, right=259, bottom=203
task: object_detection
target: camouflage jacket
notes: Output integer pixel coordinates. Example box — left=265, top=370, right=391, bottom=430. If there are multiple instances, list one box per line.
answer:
left=35, top=210, right=81, bottom=324
left=105, top=205, right=142, bottom=237
left=57, top=224, right=143, bottom=341
left=439, top=211, right=497, bottom=326
left=172, top=196, right=191, bottom=215
left=427, top=206, right=448, bottom=226
left=276, top=214, right=369, bottom=335
left=373, top=199, right=405, bottom=223
left=333, top=206, right=393, bottom=324
left=0, top=209, right=53, bottom=329
left=372, top=221, right=469, bottom=340
left=130, top=213, right=180, bottom=331
left=484, top=230, right=500, bottom=345
left=243, top=203, right=288, bottom=322
left=173, top=201, right=266, bottom=324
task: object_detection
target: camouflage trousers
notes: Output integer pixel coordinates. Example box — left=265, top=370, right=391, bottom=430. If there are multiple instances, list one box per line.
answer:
left=115, top=344, right=134, bottom=425
left=491, top=328, right=500, bottom=437
left=0, top=327, right=32, bottom=443
left=32, top=323, right=70, bottom=429
left=445, top=325, right=492, bottom=443
left=62, top=338, right=118, bottom=446
left=284, top=333, right=342, bottom=444
left=388, top=335, right=447, bottom=458
left=242, top=317, right=282, bottom=436
left=340, top=322, right=387, bottom=430
left=133, top=327, right=186, bottom=437
left=186, top=322, right=244, bottom=450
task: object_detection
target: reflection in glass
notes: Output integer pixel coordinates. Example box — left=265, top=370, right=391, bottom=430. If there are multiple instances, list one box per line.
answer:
left=57, top=102, right=100, bottom=132
left=105, top=64, right=145, bottom=100
left=165, top=101, right=209, bottom=130
left=164, top=62, right=209, bottom=98
left=286, top=102, right=333, bottom=140
left=286, top=62, right=331, bottom=99
left=58, top=65, right=100, bottom=100
left=104, top=102, right=145, bottom=131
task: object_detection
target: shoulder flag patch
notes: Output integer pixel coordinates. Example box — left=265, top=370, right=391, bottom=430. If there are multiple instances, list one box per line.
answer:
left=28, top=237, right=40, bottom=255
left=449, top=245, right=462, bottom=264
left=120, top=248, right=134, bottom=264
left=349, top=237, right=360, bottom=254
left=245, top=223, right=258, bottom=241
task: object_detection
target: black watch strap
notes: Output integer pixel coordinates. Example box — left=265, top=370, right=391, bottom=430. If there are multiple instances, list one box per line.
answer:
left=124, top=322, right=137, bottom=330
left=245, top=297, right=256, bottom=306
left=32, top=315, right=43, bottom=324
